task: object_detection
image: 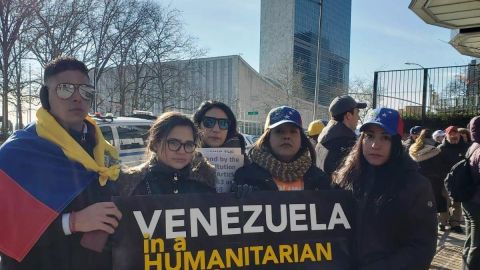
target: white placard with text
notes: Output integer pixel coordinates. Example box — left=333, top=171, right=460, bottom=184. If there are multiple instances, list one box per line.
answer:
left=197, top=148, right=244, bottom=193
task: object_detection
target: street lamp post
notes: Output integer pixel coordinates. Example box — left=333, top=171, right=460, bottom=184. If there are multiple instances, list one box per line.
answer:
left=405, top=62, right=424, bottom=69
left=313, top=0, right=324, bottom=121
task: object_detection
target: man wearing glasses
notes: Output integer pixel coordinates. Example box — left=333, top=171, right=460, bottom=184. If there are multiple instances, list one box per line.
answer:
left=0, top=57, right=121, bottom=270
left=315, top=95, right=367, bottom=177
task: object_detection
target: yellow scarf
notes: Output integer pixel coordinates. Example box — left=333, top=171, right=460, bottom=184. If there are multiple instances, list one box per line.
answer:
left=36, top=108, right=120, bottom=186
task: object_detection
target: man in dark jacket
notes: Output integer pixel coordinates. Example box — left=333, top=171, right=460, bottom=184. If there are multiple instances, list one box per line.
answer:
left=438, top=125, right=470, bottom=234
left=0, top=57, right=122, bottom=270
left=316, top=95, right=367, bottom=177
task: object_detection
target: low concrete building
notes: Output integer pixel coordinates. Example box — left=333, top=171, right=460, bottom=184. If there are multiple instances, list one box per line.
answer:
left=95, top=55, right=328, bottom=135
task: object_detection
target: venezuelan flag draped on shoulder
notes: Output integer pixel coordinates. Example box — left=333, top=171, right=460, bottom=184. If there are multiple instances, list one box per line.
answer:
left=0, top=108, right=120, bottom=262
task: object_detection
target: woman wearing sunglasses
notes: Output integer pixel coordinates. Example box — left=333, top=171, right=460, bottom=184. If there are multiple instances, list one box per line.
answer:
left=118, top=112, right=215, bottom=196
left=233, top=106, right=329, bottom=192
left=332, top=108, right=437, bottom=269
left=193, top=101, right=247, bottom=154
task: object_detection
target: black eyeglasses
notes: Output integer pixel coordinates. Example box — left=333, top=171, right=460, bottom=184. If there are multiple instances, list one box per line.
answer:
left=167, top=139, right=196, bottom=153
left=55, top=83, right=95, bottom=101
left=202, top=116, right=229, bottom=130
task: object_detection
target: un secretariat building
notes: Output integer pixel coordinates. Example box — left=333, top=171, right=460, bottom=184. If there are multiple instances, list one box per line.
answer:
left=260, top=0, right=351, bottom=106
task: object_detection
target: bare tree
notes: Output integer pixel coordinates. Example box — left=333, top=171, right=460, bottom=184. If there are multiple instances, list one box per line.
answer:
left=446, top=75, right=469, bottom=98
left=142, top=4, right=205, bottom=113
left=2, top=0, right=205, bottom=121
left=26, top=0, right=93, bottom=66
left=264, top=58, right=305, bottom=105
left=108, top=1, right=151, bottom=115
left=86, top=0, right=150, bottom=111
left=100, top=42, right=155, bottom=114
left=256, top=57, right=313, bottom=117
left=0, top=0, right=37, bottom=136
left=348, top=78, right=373, bottom=121
left=10, top=31, right=32, bottom=129
left=127, top=43, right=155, bottom=113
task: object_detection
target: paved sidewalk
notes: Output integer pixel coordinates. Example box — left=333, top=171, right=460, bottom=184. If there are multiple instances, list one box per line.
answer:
left=430, top=228, right=466, bottom=270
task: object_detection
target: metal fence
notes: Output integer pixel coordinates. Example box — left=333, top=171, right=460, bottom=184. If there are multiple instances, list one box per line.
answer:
left=373, top=64, right=480, bottom=122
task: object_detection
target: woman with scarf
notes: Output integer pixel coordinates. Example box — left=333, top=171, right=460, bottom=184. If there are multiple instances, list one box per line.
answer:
left=233, top=106, right=329, bottom=191
left=117, top=112, right=215, bottom=196
left=409, top=129, right=448, bottom=231
left=332, top=107, right=437, bottom=269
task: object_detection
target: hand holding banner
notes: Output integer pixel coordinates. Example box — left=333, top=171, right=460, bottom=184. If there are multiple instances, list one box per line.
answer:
left=113, top=190, right=353, bottom=270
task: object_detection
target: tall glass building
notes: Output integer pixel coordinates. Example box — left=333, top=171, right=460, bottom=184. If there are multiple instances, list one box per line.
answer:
left=260, top=0, right=351, bottom=106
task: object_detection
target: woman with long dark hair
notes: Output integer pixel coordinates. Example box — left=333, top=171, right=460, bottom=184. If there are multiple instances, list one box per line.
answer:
left=117, top=112, right=215, bottom=196
left=193, top=100, right=247, bottom=154
left=333, top=107, right=437, bottom=269
left=234, top=106, right=329, bottom=191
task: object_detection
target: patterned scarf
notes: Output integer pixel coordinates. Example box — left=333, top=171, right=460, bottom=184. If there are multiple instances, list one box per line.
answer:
left=250, top=146, right=311, bottom=182
left=36, top=108, right=120, bottom=186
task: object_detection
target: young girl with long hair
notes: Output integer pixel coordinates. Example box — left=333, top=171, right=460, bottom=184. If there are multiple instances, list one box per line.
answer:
left=333, top=107, right=437, bottom=269
left=118, top=112, right=215, bottom=196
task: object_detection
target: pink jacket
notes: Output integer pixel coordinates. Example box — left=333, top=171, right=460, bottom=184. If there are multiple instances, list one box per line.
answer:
left=468, top=116, right=480, bottom=203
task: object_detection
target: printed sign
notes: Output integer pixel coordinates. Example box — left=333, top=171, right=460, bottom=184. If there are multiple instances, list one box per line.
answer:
left=197, top=148, right=244, bottom=193
left=113, top=190, right=353, bottom=270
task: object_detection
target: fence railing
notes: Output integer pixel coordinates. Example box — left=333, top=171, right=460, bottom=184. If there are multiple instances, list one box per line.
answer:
left=373, top=64, right=480, bottom=122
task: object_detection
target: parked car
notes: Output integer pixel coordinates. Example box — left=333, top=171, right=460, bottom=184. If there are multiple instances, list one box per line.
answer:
left=94, top=115, right=153, bottom=166
left=242, top=133, right=256, bottom=153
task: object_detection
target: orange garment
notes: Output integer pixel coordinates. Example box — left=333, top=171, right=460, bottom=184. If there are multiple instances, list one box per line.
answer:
left=273, top=177, right=304, bottom=191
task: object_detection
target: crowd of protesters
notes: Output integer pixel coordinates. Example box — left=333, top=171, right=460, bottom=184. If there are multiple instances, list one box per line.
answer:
left=402, top=121, right=480, bottom=269
left=1, top=56, right=480, bottom=270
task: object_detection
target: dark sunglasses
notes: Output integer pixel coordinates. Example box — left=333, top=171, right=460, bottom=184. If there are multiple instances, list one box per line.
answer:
left=167, top=139, right=196, bottom=153
left=55, top=83, right=95, bottom=101
left=202, top=116, right=229, bottom=130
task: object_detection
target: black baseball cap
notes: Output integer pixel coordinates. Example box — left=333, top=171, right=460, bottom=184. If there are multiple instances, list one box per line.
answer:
left=329, top=95, right=367, bottom=116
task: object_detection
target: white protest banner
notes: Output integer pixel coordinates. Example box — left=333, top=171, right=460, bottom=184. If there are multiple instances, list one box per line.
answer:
left=198, top=148, right=244, bottom=193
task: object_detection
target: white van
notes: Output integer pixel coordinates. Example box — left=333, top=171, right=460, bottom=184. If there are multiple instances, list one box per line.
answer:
left=95, top=116, right=153, bottom=166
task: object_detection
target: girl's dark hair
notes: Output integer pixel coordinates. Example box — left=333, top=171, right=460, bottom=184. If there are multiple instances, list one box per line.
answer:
left=193, top=100, right=239, bottom=141
left=41, top=56, right=90, bottom=110
left=254, top=125, right=316, bottom=164
left=332, top=131, right=403, bottom=190
left=146, top=111, right=198, bottom=159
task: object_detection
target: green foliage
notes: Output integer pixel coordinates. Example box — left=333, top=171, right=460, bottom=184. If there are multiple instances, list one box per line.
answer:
left=402, top=112, right=478, bottom=131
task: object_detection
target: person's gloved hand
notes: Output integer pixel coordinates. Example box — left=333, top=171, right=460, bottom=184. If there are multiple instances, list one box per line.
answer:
left=232, top=184, right=256, bottom=199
